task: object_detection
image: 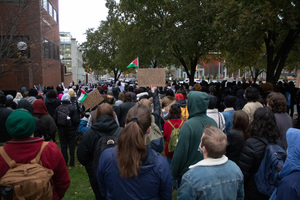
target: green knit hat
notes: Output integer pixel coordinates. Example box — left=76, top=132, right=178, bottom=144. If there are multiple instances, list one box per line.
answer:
left=6, top=109, right=35, bottom=139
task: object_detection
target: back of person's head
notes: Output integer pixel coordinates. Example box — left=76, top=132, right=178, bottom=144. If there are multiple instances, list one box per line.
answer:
left=118, top=92, right=124, bottom=101
left=166, top=89, right=174, bottom=97
left=245, top=87, right=259, bottom=102
left=28, top=88, right=38, bottom=97
left=175, top=93, right=186, bottom=101
left=123, top=92, right=132, bottom=102
left=128, top=86, right=134, bottom=92
left=17, top=99, right=34, bottom=114
left=266, top=92, right=287, bottom=113
left=61, top=93, right=70, bottom=102
left=194, top=84, right=202, bottom=91
left=137, top=99, right=151, bottom=111
left=208, top=95, right=218, bottom=109
left=96, top=103, right=115, bottom=119
left=250, top=107, right=279, bottom=141
left=6, top=109, right=35, bottom=139
left=224, top=95, right=236, bottom=108
left=69, top=89, right=76, bottom=98
left=168, top=104, right=181, bottom=119
left=46, top=90, right=58, bottom=99
left=232, top=110, right=249, bottom=139
left=201, top=125, right=227, bottom=158
left=117, top=104, right=151, bottom=178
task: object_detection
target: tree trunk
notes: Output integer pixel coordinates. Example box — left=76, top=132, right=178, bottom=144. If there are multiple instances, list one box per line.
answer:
left=265, top=29, right=300, bottom=85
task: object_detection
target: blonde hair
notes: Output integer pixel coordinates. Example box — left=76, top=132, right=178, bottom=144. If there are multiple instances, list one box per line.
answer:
left=201, top=125, right=227, bottom=158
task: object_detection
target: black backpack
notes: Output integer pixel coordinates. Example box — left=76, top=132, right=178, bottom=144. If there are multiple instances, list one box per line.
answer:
left=57, top=105, right=71, bottom=126
left=92, top=127, right=122, bottom=173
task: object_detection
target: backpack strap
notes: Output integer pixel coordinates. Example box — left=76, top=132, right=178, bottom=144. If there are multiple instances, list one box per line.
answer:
left=167, top=120, right=175, bottom=129
left=0, top=146, right=16, bottom=168
left=31, top=142, right=49, bottom=164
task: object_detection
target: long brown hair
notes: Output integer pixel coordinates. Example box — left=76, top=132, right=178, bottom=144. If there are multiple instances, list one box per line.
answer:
left=232, top=110, right=250, bottom=139
left=116, top=104, right=151, bottom=178
left=96, top=103, right=115, bottom=119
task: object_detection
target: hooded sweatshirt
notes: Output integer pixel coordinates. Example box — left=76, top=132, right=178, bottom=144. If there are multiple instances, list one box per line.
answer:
left=171, top=91, right=217, bottom=179
left=171, top=91, right=217, bottom=178
left=270, top=128, right=300, bottom=200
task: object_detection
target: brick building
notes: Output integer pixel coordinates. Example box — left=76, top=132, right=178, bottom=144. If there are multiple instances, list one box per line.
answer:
left=0, top=0, right=71, bottom=92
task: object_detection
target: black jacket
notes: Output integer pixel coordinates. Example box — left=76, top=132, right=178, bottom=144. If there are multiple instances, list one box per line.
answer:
left=115, top=101, right=136, bottom=127
left=77, top=115, right=121, bottom=200
left=226, top=129, right=246, bottom=164
left=239, top=137, right=269, bottom=200
left=0, top=106, right=13, bottom=144
left=45, top=97, right=61, bottom=118
left=53, top=101, right=80, bottom=130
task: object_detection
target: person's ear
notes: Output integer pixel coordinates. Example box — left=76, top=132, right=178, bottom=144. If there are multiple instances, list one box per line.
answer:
left=146, top=126, right=151, bottom=135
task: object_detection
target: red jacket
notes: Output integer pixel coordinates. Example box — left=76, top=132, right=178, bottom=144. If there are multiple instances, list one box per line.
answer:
left=163, top=119, right=184, bottom=159
left=0, top=137, right=70, bottom=200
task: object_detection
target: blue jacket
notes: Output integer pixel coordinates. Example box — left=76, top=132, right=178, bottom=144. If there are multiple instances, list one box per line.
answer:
left=221, top=108, right=235, bottom=133
left=96, top=146, right=172, bottom=200
left=178, top=156, right=244, bottom=200
left=270, top=128, right=300, bottom=200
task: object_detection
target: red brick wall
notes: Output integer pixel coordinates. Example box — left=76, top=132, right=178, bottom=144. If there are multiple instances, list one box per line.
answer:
left=0, top=0, right=61, bottom=91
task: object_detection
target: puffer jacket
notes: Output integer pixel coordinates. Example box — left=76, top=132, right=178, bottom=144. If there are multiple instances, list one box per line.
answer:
left=238, top=137, right=269, bottom=200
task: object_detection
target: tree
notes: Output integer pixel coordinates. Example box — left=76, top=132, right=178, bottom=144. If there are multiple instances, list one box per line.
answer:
left=216, top=0, right=300, bottom=84
left=0, top=0, right=33, bottom=77
left=117, top=0, right=221, bottom=83
left=81, top=1, right=127, bottom=81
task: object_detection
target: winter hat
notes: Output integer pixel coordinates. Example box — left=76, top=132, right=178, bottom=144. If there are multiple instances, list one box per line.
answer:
left=17, top=99, right=34, bottom=114
left=63, top=88, right=69, bottom=94
left=6, top=109, right=35, bottom=139
left=69, top=89, right=75, bottom=98
left=6, top=94, right=13, bottom=101
left=61, top=93, right=71, bottom=102
left=175, top=93, right=186, bottom=101
left=58, top=93, right=63, bottom=100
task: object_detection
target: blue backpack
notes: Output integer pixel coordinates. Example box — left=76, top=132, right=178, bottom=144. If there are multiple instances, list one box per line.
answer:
left=254, top=138, right=286, bottom=196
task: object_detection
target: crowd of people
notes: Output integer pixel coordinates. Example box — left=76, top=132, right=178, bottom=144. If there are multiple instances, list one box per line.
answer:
left=0, top=78, right=300, bottom=200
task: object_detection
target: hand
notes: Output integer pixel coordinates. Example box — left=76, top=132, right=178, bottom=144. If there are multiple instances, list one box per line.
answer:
left=150, top=85, right=155, bottom=93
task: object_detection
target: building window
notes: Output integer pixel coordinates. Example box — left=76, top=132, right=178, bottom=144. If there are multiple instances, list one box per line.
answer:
left=43, top=39, right=59, bottom=60
left=41, top=0, right=57, bottom=23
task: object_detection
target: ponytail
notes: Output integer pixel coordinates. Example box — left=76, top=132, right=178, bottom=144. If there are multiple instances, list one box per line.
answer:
left=116, top=104, right=151, bottom=178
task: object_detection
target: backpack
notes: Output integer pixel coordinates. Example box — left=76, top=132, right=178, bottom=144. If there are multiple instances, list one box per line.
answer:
left=146, top=115, right=163, bottom=153
left=0, top=142, right=54, bottom=200
left=167, top=120, right=184, bottom=152
left=57, top=105, right=71, bottom=126
left=92, top=127, right=122, bottom=174
left=254, top=138, right=286, bottom=196
left=180, top=106, right=189, bottom=121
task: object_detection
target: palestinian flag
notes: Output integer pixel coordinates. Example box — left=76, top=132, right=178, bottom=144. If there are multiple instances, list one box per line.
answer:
left=78, top=89, right=88, bottom=102
left=126, top=58, right=139, bottom=68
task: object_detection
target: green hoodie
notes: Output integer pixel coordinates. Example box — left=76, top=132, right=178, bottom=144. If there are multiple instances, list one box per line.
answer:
left=171, top=91, right=217, bottom=179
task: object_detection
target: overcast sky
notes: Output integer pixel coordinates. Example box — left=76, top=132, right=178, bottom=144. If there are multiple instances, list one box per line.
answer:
left=59, top=0, right=108, bottom=44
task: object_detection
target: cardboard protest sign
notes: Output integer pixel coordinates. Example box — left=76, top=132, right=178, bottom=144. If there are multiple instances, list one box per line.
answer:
left=137, top=68, right=165, bottom=87
left=82, top=89, right=104, bottom=110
